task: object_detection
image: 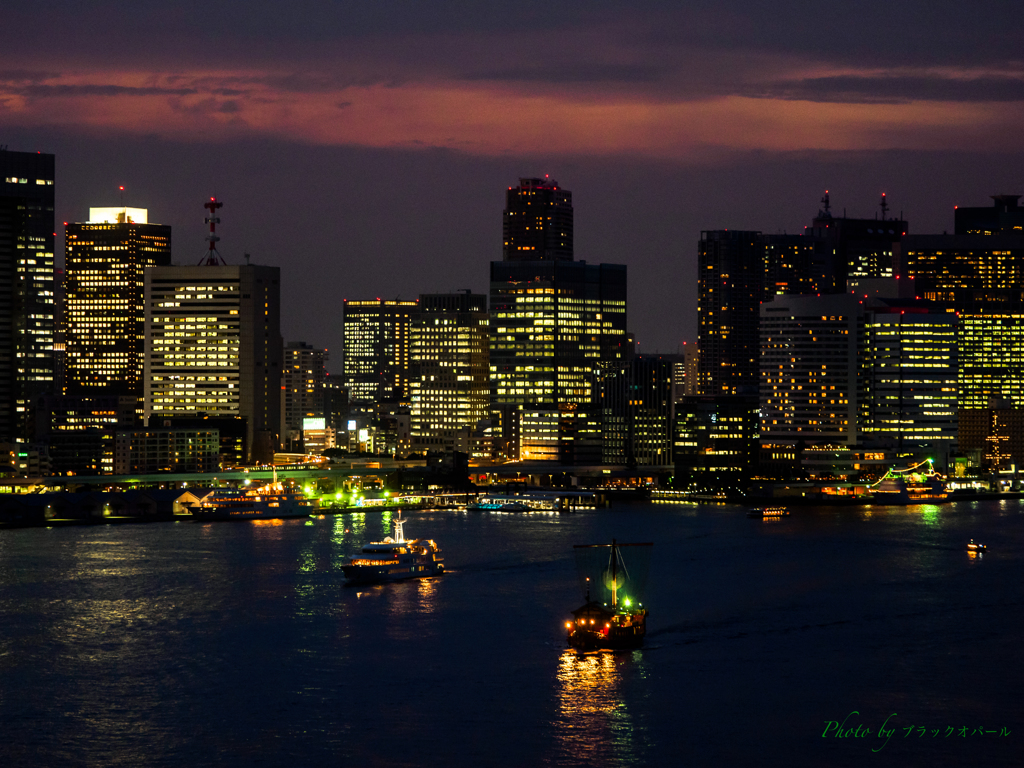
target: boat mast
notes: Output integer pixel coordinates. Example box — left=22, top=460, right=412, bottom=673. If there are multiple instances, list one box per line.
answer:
left=611, top=538, right=617, bottom=608
left=393, top=511, right=405, bottom=543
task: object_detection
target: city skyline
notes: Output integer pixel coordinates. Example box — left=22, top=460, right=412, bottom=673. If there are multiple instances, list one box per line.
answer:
left=2, top=1, right=1022, bottom=357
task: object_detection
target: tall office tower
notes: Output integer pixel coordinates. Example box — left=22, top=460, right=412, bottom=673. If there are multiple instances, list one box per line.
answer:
left=860, top=298, right=958, bottom=449
left=804, top=193, right=907, bottom=292
left=697, top=230, right=764, bottom=396
left=65, top=207, right=172, bottom=402
left=489, top=259, right=627, bottom=462
left=600, top=355, right=675, bottom=467
left=282, top=341, right=327, bottom=448
left=343, top=299, right=417, bottom=404
left=0, top=149, right=55, bottom=441
left=410, top=291, right=489, bottom=452
left=954, top=194, right=1024, bottom=235
left=503, top=177, right=573, bottom=261
left=763, top=233, right=829, bottom=297
left=957, top=307, right=1024, bottom=410
left=759, top=293, right=863, bottom=446
left=144, top=264, right=283, bottom=464
left=683, top=343, right=699, bottom=396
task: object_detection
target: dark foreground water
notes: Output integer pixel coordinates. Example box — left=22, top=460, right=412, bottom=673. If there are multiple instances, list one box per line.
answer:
left=1, top=500, right=1022, bottom=767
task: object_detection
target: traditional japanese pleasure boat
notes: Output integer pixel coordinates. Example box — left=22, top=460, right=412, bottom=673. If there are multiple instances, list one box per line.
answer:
left=566, top=539, right=653, bottom=651
left=191, top=477, right=319, bottom=521
left=342, top=511, right=444, bottom=584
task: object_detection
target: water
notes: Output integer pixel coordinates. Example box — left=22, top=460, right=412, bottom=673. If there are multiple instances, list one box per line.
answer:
left=1, top=501, right=1021, bottom=767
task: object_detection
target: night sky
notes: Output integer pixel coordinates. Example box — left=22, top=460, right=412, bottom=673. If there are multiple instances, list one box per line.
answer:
left=3, top=1, right=1023, bottom=366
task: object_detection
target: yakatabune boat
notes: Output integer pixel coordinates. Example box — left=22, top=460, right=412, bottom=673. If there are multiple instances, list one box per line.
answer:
left=342, top=511, right=444, bottom=584
left=566, top=539, right=653, bottom=651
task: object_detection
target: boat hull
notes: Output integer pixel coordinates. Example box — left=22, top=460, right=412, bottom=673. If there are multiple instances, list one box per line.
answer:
left=191, top=505, right=314, bottom=521
left=342, top=561, right=444, bottom=584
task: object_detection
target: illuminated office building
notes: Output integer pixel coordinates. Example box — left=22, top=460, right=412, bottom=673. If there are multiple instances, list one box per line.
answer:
left=601, top=355, right=675, bottom=467
left=283, top=341, right=327, bottom=450
left=760, top=293, right=863, bottom=446
left=804, top=193, right=907, bottom=292
left=343, top=299, right=417, bottom=404
left=503, top=177, right=573, bottom=261
left=489, top=259, right=627, bottom=462
left=410, top=292, right=489, bottom=453
left=672, top=394, right=760, bottom=493
left=697, top=230, right=763, bottom=396
left=860, top=298, right=958, bottom=447
left=900, top=233, right=1024, bottom=305
left=958, top=307, right=1024, bottom=410
left=144, top=264, right=282, bottom=463
left=1, top=149, right=55, bottom=441
left=65, top=207, right=171, bottom=402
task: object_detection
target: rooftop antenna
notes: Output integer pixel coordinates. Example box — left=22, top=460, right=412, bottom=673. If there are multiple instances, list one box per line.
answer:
left=199, top=197, right=227, bottom=266
left=821, top=189, right=831, bottom=216
left=880, top=193, right=889, bottom=221
left=244, top=252, right=250, bottom=266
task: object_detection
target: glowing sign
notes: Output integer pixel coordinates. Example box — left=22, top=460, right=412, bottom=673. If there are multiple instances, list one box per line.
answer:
left=303, top=418, right=326, bottom=430
left=88, top=207, right=149, bottom=224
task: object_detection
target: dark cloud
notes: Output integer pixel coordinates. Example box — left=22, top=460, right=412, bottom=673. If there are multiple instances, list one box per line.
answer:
left=746, top=74, right=1024, bottom=104
left=16, top=84, right=198, bottom=98
left=462, top=63, right=668, bottom=84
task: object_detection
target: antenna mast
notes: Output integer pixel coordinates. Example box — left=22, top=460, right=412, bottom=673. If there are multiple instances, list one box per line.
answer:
left=879, top=193, right=889, bottom=221
left=199, top=197, right=227, bottom=265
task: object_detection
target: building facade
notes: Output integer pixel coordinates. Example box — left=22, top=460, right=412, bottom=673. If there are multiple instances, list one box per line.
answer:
left=0, top=149, right=56, bottom=441
left=65, top=207, right=172, bottom=402
left=410, top=291, right=489, bottom=453
left=283, top=341, right=328, bottom=450
left=143, top=264, right=283, bottom=463
left=343, top=299, right=417, bottom=404
left=601, top=355, right=675, bottom=467
left=503, top=177, right=573, bottom=261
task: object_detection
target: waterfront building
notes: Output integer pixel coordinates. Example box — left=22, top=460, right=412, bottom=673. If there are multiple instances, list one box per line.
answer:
left=0, top=149, right=56, bottom=441
left=673, top=394, right=760, bottom=493
left=143, top=263, right=282, bottom=464
left=860, top=298, right=959, bottom=450
left=34, top=394, right=135, bottom=475
left=343, top=299, right=417, bottom=405
left=601, top=355, right=675, bottom=467
left=114, top=427, right=220, bottom=474
left=503, top=177, right=573, bottom=261
left=957, top=306, right=1024, bottom=410
left=410, top=291, right=489, bottom=453
left=65, top=207, right=171, bottom=403
left=489, top=258, right=627, bottom=462
left=759, top=293, right=863, bottom=446
left=283, top=341, right=328, bottom=451
left=958, top=397, right=1024, bottom=474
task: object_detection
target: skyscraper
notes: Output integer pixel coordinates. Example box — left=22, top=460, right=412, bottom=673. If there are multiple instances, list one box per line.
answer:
left=65, top=207, right=171, bottom=401
left=343, top=299, right=417, bottom=404
left=144, top=263, right=282, bottom=464
left=0, top=149, right=55, bottom=441
left=410, top=292, right=489, bottom=453
left=503, top=177, right=573, bottom=261
left=491, top=177, right=627, bottom=462
left=282, top=341, right=328, bottom=450
left=697, top=230, right=763, bottom=396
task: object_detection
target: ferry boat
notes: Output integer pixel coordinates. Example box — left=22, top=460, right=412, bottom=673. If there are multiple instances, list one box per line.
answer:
left=466, top=496, right=532, bottom=512
left=566, top=539, right=653, bottom=651
left=342, top=511, right=444, bottom=584
left=747, top=506, right=789, bottom=518
left=191, top=479, right=319, bottom=521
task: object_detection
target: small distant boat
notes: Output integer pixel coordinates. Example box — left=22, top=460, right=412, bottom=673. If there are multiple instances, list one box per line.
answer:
left=566, top=539, right=653, bottom=651
left=342, top=511, right=444, bottom=584
left=747, top=506, right=789, bottom=518
left=967, top=539, right=987, bottom=553
left=466, top=495, right=532, bottom=512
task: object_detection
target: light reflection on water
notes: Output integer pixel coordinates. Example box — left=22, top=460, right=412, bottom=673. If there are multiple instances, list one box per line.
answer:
left=552, top=650, right=649, bottom=766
